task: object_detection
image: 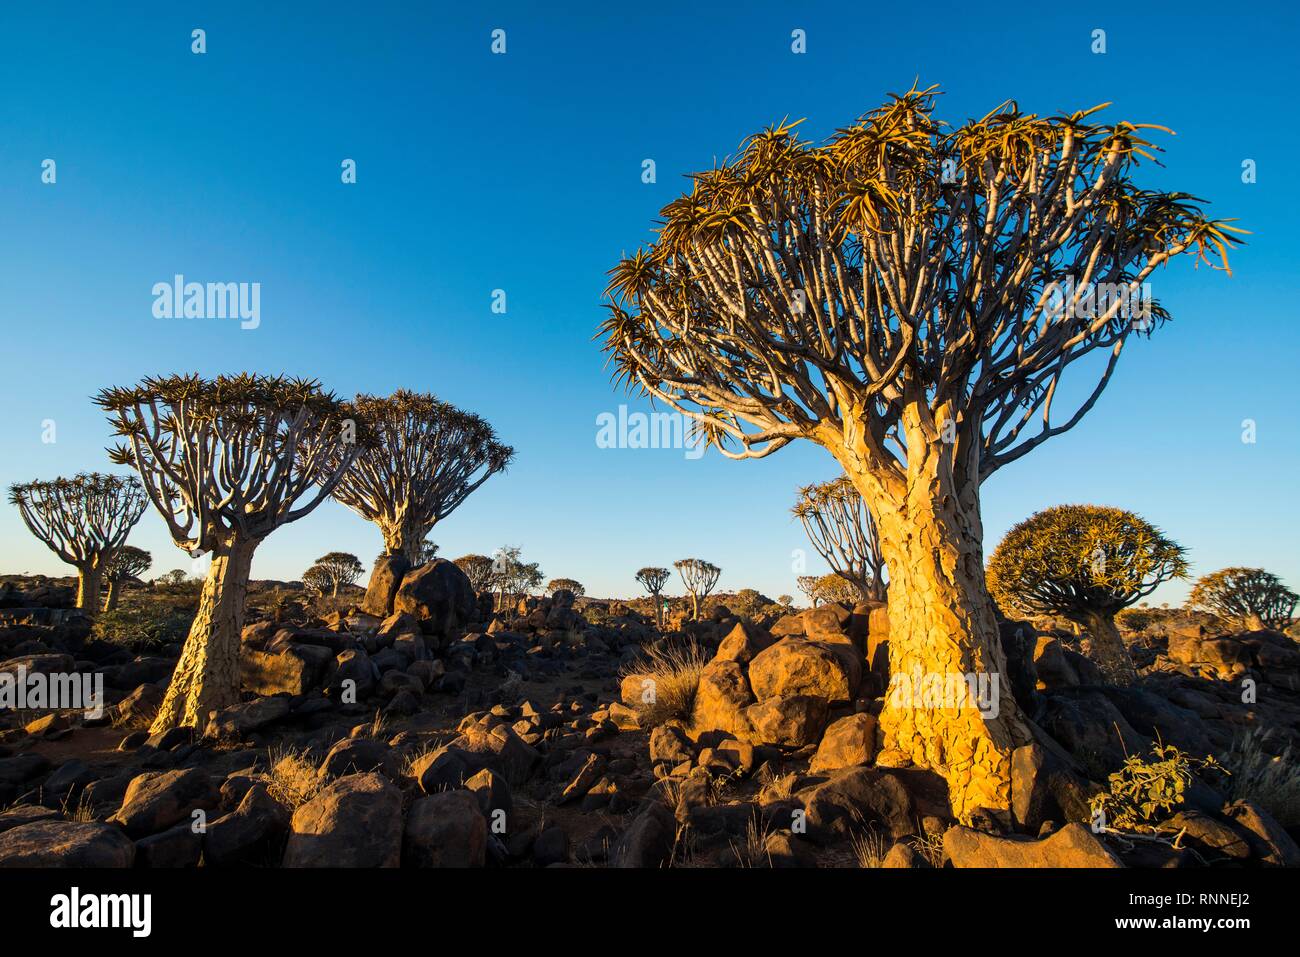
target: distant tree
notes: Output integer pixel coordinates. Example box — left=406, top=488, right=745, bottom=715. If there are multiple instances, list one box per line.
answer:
left=492, top=546, right=543, bottom=607
left=777, top=594, right=793, bottom=608
left=1189, top=568, right=1298, bottom=632
left=96, top=374, right=361, bottom=732
left=455, top=554, right=496, bottom=594
left=674, top=558, right=720, bottom=620
left=636, top=566, right=671, bottom=628
left=8, top=472, right=147, bottom=611
left=986, top=505, right=1188, bottom=685
left=600, top=86, right=1241, bottom=817
left=814, top=573, right=861, bottom=606
left=732, top=587, right=764, bottom=618
left=156, top=569, right=188, bottom=588
left=793, top=475, right=885, bottom=602
left=419, top=539, right=439, bottom=564
left=545, top=577, right=585, bottom=598
left=328, top=391, right=512, bottom=567
left=103, top=545, right=152, bottom=611
left=301, top=564, right=333, bottom=597
left=312, top=551, right=364, bottom=596
left=797, top=575, right=821, bottom=607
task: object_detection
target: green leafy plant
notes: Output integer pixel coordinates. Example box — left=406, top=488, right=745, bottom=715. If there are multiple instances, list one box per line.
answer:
left=1091, top=741, right=1226, bottom=834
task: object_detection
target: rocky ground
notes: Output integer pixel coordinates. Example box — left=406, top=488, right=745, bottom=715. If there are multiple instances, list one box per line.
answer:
left=0, top=561, right=1297, bottom=868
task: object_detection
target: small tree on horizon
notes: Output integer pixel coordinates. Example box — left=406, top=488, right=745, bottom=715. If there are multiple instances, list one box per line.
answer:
left=1189, top=568, right=1297, bottom=632
left=796, top=575, right=821, bottom=607
left=601, top=86, right=1241, bottom=817
left=636, top=566, right=671, bottom=628
left=96, top=374, right=362, bottom=733
left=103, top=544, right=152, bottom=611
left=311, top=551, right=365, bottom=597
left=454, top=554, right=497, bottom=594
left=986, top=505, right=1188, bottom=685
left=328, top=391, right=512, bottom=569
left=301, top=563, right=333, bottom=597
left=545, top=577, right=585, bottom=598
left=674, top=558, right=721, bottom=620
left=8, top=472, right=147, bottom=611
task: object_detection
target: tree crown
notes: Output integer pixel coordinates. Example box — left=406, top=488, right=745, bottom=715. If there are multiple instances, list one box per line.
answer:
left=1188, top=567, right=1297, bottom=630
left=9, top=472, right=147, bottom=565
left=987, top=504, right=1187, bottom=621
left=600, top=85, right=1242, bottom=496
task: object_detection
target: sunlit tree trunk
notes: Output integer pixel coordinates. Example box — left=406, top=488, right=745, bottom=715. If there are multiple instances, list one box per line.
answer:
left=379, top=513, right=427, bottom=565
left=150, top=538, right=257, bottom=733
left=104, top=578, right=123, bottom=612
left=74, top=559, right=102, bottom=613
left=837, top=418, right=1031, bottom=822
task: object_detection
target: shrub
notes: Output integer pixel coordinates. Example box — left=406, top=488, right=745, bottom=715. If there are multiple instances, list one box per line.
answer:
left=1090, top=742, right=1225, bottom=835
left=265, top=747, right=325, bottom=810
left=1221, top=729, right=1300, bottom=827
left=92, top=606, right=191, bottom=651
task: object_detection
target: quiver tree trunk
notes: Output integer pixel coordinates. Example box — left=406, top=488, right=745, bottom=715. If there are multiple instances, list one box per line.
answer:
left=1244, top=612, right=1267, bottom=632
left=1075, top=610, right=1138, bottom=685
left=379, top=514, right=429, bottom=566
left=74, top=560, right=103, bottom=613
left=104, top=578, right=123, bottom=612
left=845, top=453, right=1031, bottom=823
left=150, top=538, right=257, bottom=733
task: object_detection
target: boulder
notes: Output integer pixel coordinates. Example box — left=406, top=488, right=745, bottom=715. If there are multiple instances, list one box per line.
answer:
left=203, top=695, right=292, bottom=740
left=944, top=822, right=1123, bottom=867
left=318, top=737, right=399, bottom=780
left=1010, top=742, right=1095, bottom=833
left=464, top=768, right=512, bottom=820
left=802, top=603, right=852, bottom=642
left=810, top=713, right=878, bottom=773
left=648, top=725, right=695, bottom=767
left=392, top=560, right=477, bottom=638
left=0, top=821, right=135, bottom=867
left=1221, top=800, right=1300, bottom=867
left=748, top=638, right=860, bottom=703
left=403, top=790, right=487, bottom=867
left=362, top=554, right=411, bottom=618
left=283, top=772, right=402, bottom=868
left=689, top=659, right=754, bottom=738
left=610, top=802, right=676, bottom=868
left=108, top=768, right=221, bottom=838
left=241, top=644, right=333, bottom=696
left=744, top=695, right=828, bottom=747
left=714, top=621, right=776, bottom=665
left=203, top=783, right=290, bottom=867
left=803, top=766, right=919, bottom=841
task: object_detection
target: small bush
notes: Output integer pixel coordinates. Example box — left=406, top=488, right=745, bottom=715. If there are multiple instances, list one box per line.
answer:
left=92, top=607, right=191, bottom=651
left=1090, top=742, right=1225, bottom=835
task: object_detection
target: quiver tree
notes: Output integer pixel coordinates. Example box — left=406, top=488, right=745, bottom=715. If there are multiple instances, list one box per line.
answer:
left=455, top=554, right=497, bottom=594
left=328, top=391, right=513, bottom=567
left=814, top=573, right=861, bottom=606
left=301, top=564, right=333, bottom=597
left=986, top=505, right=1187, bottom=685
left=600, top=85, right=1241, bottom=818
left=636, top=566, right=671, bottom=628
left=8, top=472, right=147, bottom=611
left=492, top=546, right=543, bottom=608
left=793, top=475, right=886, bottom=602
left=103, top=545, right=152, bottom=611
left=797, top=575, right=821, bottom=606
left=1189, top=568, right=1298, bottom=632
left=674, top=558, right=720, bottom=620
left=546, top=578, right=585, bottom=598
left=310, top=551, right=364, bottom=597
left=95, top=374, right=363, bottom=733
left=419, top=539, right=439, bottom=563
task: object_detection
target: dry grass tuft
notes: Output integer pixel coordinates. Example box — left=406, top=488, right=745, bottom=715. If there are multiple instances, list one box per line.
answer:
left=1221, top=728, right=1300, bottom=827
left=619, top=642, right=710, bottom=727
left=265, top=746, right=325, bottom=810
left=850, top=828, right=891, bottom=868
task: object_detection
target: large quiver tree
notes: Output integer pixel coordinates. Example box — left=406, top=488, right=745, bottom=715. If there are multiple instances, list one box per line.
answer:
left=328, top=391, right=513, bottom=566
left=600, top=85, right=1241, bottom=818
left=1189, top=568, right=1298, bottom=632
left=674, top=558, right=720, bottom=620
left=95, top=374, right=363, bottom=732
left=8, top=472, right=146, bottom=611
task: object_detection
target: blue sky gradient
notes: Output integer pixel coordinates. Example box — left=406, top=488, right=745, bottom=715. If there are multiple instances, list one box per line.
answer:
left=2, top=2, right=1297, bottom=604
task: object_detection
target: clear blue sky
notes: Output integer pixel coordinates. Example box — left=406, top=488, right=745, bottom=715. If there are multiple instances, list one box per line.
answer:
left=2, top=2, right=1297, bottom=605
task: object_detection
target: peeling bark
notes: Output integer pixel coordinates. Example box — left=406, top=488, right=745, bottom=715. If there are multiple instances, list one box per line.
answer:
left=150, top=539, right=257, bottom=733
